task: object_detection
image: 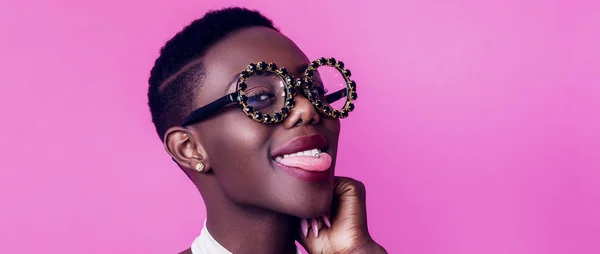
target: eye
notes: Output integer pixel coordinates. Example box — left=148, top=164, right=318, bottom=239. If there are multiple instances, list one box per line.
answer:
left=247, top=88, right=277, bottom=110
left=312, top=86, right=328, bottom=95
left=248, top=90, right=275, bottom=102
left=311, top=81, right=328, bottom=95
left=256, top=94, right=271, bottom=101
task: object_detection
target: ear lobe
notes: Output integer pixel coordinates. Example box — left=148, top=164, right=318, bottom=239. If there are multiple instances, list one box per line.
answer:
left=163, top=127, right=210, bottom=171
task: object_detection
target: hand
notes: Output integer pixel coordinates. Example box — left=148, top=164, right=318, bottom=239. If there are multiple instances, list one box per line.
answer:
left=296, top=177, right=387, bottom=254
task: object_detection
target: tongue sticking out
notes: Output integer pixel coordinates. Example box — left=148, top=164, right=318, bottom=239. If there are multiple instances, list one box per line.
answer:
left=276, top=153, right=332, bottom=172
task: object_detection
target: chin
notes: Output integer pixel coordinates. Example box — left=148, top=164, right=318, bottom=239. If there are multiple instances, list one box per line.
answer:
left=286, top=193, right=333, bottom=218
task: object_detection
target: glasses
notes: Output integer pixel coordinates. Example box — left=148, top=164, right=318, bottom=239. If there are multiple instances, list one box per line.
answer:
left=181, top=57, right=357, bottom=126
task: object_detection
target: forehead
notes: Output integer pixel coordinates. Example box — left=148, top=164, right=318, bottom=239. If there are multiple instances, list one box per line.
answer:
left=202, top=27, right=309, bottom=92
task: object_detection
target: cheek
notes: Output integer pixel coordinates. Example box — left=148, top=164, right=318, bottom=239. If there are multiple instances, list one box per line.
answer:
left=329, top=118, right=341, bottom=136
left=204, top=112, right=271, bottom=152
left=202, top=115, right=274, bottom=201
left=324, top=118, right=341, bottom=143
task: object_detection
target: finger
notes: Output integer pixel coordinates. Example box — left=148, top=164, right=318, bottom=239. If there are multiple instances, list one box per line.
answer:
left=323, top=215, right=331, bottom=228
left=296, top=218, right=318, bottom=254
left=300, top=218, right=308, bottom=238
left=332, top=176, right=368, bottom=226
left=296, top=217, right=324, bottom=253
left=311, top=218, right=319, bottom=237
left=334, top=176, right=367, bottom=200
left=312, top=217, right=326, bottom=237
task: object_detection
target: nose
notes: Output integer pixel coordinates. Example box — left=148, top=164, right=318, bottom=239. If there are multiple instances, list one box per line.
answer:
left=282, top=91, right=320, bottom=128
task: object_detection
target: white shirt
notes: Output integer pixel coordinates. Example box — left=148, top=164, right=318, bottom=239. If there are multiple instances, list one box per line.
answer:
left=190, top=220, right=302, bottom=254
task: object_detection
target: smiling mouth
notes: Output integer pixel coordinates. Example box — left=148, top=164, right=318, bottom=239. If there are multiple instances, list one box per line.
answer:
left=273, top=148, right=332, bottom=172
left=271, top=134, right=332, bottom=172
left=270, top=134, right=333, bottom=181
left=274, top=148, right=322, bottom=161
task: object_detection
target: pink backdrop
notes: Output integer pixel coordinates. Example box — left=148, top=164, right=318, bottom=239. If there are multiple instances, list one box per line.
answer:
left=1, top=0, right=599, bottom=253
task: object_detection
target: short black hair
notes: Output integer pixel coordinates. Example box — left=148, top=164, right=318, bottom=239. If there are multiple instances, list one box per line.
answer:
left=147, top=7, right=278, bottom=140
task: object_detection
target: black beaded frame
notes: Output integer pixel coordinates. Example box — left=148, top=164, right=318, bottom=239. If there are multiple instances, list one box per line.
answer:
left=180, top=57, right=357, bottom=126
left=237, top=61, right=295, bottom=124
left=301, top=57, right=357, bottom=119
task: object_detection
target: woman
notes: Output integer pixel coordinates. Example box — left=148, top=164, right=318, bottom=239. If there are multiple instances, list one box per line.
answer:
left=147, top=7, right=387, bottom=254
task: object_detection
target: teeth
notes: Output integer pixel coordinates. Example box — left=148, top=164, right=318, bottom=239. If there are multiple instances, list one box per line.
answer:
left=275, top=148, right=322, bottom=160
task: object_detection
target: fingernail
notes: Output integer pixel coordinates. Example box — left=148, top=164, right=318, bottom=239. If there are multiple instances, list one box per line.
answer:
left=311, top=218, right=319, bottom=237
left=323, top=215, right=331, bottom=228
left=301, top=219, right=308, bottom=238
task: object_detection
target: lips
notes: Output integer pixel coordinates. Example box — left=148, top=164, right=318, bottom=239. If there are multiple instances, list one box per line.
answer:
left=271, top=134, right=333, bottom=182
left=271, top=134, right=329, bottom=159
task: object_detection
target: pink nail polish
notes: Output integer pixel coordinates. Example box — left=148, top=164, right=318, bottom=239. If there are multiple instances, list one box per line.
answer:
left=311, top=218, right=319, bottom=237
left=301, top=219, right=308, bottom=238
left=323, top=215, right=331, bottom=228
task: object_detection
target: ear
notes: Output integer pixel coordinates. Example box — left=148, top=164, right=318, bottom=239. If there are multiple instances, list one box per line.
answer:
left=163, top=126, right=211, bottom=172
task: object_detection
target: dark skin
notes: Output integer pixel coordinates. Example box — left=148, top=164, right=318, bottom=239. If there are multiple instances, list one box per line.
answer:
left=164, top=27, right=386, bottom=254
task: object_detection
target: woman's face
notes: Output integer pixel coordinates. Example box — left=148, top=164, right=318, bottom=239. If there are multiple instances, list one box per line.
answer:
left=191, top=27, right=340, bottom=218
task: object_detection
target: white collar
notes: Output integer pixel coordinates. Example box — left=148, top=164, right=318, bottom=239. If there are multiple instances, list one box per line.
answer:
left=191, top=220, right=302, bottom=254
left=190, top=220, right=232, bottom=254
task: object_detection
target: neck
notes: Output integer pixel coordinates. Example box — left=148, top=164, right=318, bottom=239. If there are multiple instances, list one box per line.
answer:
left=199, top=181, right=299, bottom=254
left=206, top=203, right=299, bottom=253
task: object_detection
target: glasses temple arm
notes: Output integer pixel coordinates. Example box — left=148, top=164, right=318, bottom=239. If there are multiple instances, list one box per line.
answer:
left=181, top=92, right=238, bottom=126
left=325, top=88, right=348, bottom=104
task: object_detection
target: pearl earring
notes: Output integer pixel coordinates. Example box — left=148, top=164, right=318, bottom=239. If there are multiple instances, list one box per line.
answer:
left=195, top=162, right=206, bottom=172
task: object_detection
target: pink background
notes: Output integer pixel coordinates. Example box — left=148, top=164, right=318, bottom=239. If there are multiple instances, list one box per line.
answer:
left=1, top=0, right=599, bottom=253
